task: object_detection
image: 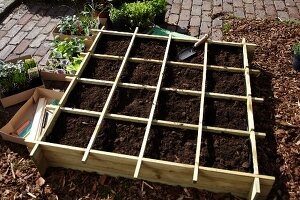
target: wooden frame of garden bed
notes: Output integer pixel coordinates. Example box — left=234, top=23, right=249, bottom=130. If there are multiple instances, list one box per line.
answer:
left=26, top=29, right=275, bottom=199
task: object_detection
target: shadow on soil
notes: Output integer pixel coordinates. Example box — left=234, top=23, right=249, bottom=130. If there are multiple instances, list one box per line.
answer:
left=251, top=70, right=289, bottom=199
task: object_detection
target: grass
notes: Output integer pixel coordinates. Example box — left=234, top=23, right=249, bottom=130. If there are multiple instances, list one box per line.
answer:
left=223, top=22, right=231, bottom=33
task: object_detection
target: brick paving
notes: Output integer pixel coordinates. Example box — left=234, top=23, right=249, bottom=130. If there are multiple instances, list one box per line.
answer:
left=0, top=3, right=74, bottom=65
left=165, top=0, right=300, bottom=40
left=0, top=1, right=300, bottom=65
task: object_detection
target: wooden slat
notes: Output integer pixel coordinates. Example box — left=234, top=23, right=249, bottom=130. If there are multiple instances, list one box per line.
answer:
left=75, top=53, right=91, bottom=77
left=134, top=34, right=172, bottom=178
left=77, top=77, right=264, bottom=103
left=81, top=27, right=139, bottom=163
left=89, top=30, right=103, bottom=53
left=243, top=38, right=260, bottom=199
left=27, top=141, right=274, bottom=199
left=59, top=107, right=266, bottom=138
left=193, top=42, right=208, bottom=182
left=248, top=178, right=261, bottom=200
left=99, top=29, right=134, bottom=36
left=90, top=53, right=261, bottom=75
left=58, top=77, right=77, bottom=106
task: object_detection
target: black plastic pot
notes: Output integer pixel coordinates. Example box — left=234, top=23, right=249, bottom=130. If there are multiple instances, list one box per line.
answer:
left=293, top=54, right=300, bottom=71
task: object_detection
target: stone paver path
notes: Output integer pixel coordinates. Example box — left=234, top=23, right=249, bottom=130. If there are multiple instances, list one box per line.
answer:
left=165, top=0, right=300, bottom=39
left=0, top=1, right=300, bottom=65
left=0, top=3, right=74, bottom=65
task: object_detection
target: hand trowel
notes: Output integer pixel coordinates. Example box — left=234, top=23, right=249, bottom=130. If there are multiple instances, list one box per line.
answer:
left=176, top=34, right=209, bottom=61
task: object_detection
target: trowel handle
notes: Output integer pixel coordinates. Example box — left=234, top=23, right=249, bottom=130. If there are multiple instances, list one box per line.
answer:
left=194, top=34, right=209, bottom=48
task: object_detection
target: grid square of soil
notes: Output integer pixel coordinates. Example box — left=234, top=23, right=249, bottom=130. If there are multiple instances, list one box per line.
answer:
left=92, top=120, right=155, bottom=156
left=204, top=99, right=247, bottom=130
left=155, top=92, right=200, bottom=124
left=95, top=34, right=131, bottom=56
left=162, top=65, right=203, bottom=90
left=168, top=41, right=205, bottom=63
left=64, top=83, right=111, bottom=112
left=129, top=38, right=167, bottom=60
left=110, top=88, right=154, bottom=118
left=144, top=126, right=197, bottom=164
left=121, top=62, right=161, bottom=86
left=46, top=113, right=98, bottom=148
left=207, top=44, right=243, bottom=68
left=206, top=71, right=246, bottom=95
left=81, top=57, right=122, bottom=81
left=201, top=132, right=251, bottom=172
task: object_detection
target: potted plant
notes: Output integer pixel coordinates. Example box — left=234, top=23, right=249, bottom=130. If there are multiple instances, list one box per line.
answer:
left=109, top=0, right=156, bottom=30
left=53, top=9, right=99, bottom=48
left=292, top=43, right=300, bottom=71
left=0, top=56, right=42, bottom=104
left=85, top=1, right=112, bottom=26
left=152, top=0, right=167, bottom=24
left=41, top=36, right=85, bottom=80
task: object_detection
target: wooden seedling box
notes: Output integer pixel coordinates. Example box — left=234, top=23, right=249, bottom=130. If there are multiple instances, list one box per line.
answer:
left=27, top=29, right=274, bottom=200
left=0, top=55, right=42, bottom=107
left=0, top=88, right=63, bottom=145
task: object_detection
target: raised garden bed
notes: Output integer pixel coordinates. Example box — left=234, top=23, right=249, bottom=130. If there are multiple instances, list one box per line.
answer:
left=25, top=30, right=274, bottom=199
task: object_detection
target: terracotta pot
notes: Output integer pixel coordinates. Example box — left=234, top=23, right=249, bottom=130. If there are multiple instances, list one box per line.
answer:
left=293, top=54, right=300, bottom=71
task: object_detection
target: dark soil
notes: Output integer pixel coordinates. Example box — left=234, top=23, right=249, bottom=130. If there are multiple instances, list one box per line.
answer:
left=121, top=62, right=161, bottom=85
left=46, top=113, right=98, bottom=148
left=206, top=71, right=246, bottom=95
left=110, top=88, right=154, bottom=118
left=95, top=34, right=131, bottom=56
left=93, top=120, right=154, bottom=156
left=144, top=126, right=250, bottom=172
left=64, top=83, right=111, bottom=112
left=81, top=57, right=122, bottom=81
left=208, top=44, right=243, bottom=68
left=162, top=65, right=203, bottom=90
left=130, top=38, right=167, bottom=60
left=168, top=41, right=205, bottom=63
left=202, top=132, right=251, bottom=172
left=145, top=127, right=197, bottom=164
left=155, top=92, right=200, bottom=124
left=204, top=99, right=247, bottom=130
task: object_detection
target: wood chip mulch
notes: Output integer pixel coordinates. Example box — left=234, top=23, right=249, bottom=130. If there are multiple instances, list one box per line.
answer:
left=223, top=17, right=300, bottom=200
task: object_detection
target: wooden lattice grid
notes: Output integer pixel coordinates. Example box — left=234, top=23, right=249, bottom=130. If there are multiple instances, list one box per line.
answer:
left=26, top=28, right=275, bottom=199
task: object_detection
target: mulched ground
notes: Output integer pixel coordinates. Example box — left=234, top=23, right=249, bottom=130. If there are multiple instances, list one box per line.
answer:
left=1, top=18, right=300, bottom=200
left=222, top=18, right=300, bottom=200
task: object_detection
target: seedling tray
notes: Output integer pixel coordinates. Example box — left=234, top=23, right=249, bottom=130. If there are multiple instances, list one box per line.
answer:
left=26, top=28, right=275, bottom=199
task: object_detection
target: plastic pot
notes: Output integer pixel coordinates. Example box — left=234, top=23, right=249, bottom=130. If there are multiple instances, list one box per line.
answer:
left=293, top=54, right=300, bottom=71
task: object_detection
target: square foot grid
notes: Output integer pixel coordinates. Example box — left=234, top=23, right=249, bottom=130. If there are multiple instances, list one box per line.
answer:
left=36, top=31, right=275, bottom=198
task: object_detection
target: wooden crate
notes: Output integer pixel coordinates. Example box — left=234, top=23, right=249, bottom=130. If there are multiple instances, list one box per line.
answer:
left=26, top=28, right=275, bottom=200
